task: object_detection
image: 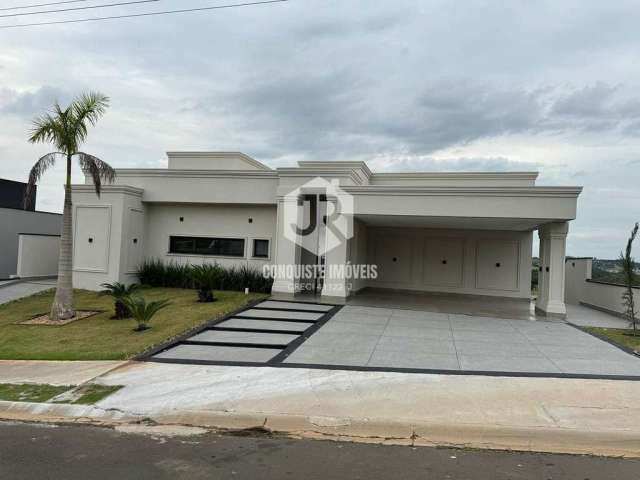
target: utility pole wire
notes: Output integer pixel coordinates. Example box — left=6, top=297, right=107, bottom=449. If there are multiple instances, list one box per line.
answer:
left=0, top=0, right=288, bottom=29
left=0, top=0, right=89, bottom=12
left=0, top=0, right=160, bottom=18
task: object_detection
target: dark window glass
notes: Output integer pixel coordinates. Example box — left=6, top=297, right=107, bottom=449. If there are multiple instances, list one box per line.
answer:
left=253, top=239, right=269, bottom=258
left=169, top=236, right=245, bottom=257
left=169, top=237, right=195, bottom=254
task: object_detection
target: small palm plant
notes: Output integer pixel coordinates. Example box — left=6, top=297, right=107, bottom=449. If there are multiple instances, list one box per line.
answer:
left=101, top=282, right=139, bottom=319
left=191, top=264, right=222, bottom=302
left=621, top=222, right=639, bottom=335
left=123, top=295, right=171, bottom=332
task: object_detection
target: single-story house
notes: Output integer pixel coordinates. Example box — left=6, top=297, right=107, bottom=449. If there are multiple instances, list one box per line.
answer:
left=71, top=152, right=581, bottom=317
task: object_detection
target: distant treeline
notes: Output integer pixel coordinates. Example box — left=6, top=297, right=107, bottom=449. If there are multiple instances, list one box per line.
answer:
left=589, top=258, right=640, bottom=286
left=531, top=257, right=639, bottom=290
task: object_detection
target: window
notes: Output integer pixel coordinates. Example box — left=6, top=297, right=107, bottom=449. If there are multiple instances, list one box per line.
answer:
left=169, top=236, right=245, bottom=257
left=252, top=239, right=270, bottom=258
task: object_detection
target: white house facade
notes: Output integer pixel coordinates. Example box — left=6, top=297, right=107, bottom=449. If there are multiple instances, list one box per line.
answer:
left=71, top=152, right=582, bottom=317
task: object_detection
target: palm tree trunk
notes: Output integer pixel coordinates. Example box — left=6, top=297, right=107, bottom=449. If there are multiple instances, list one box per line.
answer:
left=50, top=155, right=75, bottom=320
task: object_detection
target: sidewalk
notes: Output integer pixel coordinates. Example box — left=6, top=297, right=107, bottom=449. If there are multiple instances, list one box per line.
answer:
left=0, top=360, right=126, bottom=385
left=1, top=360, right=639, bottom=457
left=0, top=278, right=56, bottom=305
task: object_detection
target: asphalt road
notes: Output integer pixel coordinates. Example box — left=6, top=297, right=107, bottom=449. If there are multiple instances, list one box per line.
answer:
left=0, top=422, right=638, bottom=479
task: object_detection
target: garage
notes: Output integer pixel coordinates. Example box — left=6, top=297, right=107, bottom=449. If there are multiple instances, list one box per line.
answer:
left=351, top=217, right=533, bottom=300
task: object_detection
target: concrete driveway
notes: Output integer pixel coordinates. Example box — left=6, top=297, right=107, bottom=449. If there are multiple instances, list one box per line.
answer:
left=284, top=305, right=640, bottom=377
left=0, top=278, right=56, bottom=305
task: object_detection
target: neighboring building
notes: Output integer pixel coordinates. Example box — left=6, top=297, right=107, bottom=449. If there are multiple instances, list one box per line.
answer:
left=0, top=179, right=62, bottom=279
left=71, top=152, right=581, bottom=317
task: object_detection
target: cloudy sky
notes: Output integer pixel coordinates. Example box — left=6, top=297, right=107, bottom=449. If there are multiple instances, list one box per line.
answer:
left=1, top=0, right=639, bottom=258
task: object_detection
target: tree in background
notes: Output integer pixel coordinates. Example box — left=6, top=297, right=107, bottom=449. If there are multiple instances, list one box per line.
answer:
left=621, top=222, right=639, bottom=335
left=26, top=92, right=115, bottom=321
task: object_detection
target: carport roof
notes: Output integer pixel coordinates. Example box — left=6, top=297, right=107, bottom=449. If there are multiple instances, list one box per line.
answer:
left=344, top=185, right=582, bottom=224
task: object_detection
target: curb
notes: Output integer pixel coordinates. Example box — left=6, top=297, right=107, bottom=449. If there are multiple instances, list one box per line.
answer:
left=2, top=401, right=639, bottom=458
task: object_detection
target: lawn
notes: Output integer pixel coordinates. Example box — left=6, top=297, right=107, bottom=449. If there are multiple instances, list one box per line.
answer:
left=0, top=383, right=122, bottom=404
left=585, top=327, right=640, bottom=353
left=0, top=287, right=266, bottom=360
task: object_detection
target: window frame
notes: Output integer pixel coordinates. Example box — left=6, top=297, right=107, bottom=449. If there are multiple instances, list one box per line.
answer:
left=167, top=235, right=247, bottom=258
left=251, top=238, right=271, bottom=260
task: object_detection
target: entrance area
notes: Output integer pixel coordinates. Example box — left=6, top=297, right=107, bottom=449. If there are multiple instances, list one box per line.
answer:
left=147, top=295, right=640, bottom=380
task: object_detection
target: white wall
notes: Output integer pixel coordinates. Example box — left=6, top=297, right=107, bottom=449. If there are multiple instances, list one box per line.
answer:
left=369, top=172, right=538, bottom=187
left=565, top=258, right=639, bottom=317
left=365, top=227, right=533, bottom=299
left=167, top=152, right=270, bottom=171
left=144, top=203, right=277, bottom=270
left=0, top=208, right=61, bottom=279
left=72, top=186, right=144, bottom=290
left=16, top=234, right=60, bottom=278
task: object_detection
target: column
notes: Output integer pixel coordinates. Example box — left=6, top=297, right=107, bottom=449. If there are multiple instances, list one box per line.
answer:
left=320, top=197, right=353, bottom=298
left=536, top=222, right=569, bottom=318
left=271, top=197, right=300, bottom=294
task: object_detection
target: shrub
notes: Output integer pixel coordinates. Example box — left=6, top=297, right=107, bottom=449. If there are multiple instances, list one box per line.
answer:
left=100, top=282, right=140, bottom=319
left=137, top=259, right=193, bottom=289
left=137, top=259, right=273, bottom=294
left=123, top=295, right=171, bottom=332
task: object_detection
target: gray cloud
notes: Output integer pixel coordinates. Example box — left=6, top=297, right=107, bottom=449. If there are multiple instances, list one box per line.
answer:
left=1, top=0, right=639, bottom=258
left=0, top=86, right=71, bottom=118
left=197, top=75, right=640, bottom=161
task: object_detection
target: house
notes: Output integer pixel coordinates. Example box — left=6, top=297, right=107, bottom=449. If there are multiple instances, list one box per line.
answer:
left=71, top=152, right=581, bottom=317
left=0, top=178, right=61, bottom=280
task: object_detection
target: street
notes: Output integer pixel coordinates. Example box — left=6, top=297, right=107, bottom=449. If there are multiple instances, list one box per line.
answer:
left=0, top=422, right=638, bottom=479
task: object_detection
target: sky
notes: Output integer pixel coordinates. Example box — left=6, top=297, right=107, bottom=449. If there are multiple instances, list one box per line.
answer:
left=1, top=0, right=639, bottom=259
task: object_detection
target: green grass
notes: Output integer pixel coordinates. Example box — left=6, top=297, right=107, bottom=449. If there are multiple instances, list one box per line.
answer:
left=586, top=327, right=640, bottom=352
left=0, top=287, right=266, bottom=360
left=0, top=383, right=71, bottom=402
left=70, top=384, right=124, bottom=405
left=0, top=383, right=123, bottom=404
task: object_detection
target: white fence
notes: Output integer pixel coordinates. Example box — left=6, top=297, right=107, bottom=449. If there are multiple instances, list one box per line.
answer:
left=565, top=257, right=639, bottom=317
left=16, top=234, right=60, bottom=278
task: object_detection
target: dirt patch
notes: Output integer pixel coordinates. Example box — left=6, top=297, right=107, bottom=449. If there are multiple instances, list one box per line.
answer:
left=19, top=311, right=100, bottom=326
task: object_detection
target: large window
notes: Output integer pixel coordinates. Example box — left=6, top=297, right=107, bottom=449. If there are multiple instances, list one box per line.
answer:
left=169, top=236, right=245, bottom=257
left=252, top=239, right=270, bottom=258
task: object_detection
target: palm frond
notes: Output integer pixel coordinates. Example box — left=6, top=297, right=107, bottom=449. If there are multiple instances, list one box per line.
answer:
left=71, top=92, right=109, bottom=141
left=29, top=113, right=60, bottom=145
left=24, top=152, right=62, bottom=209
left=77, top=152, right=116, bottom=196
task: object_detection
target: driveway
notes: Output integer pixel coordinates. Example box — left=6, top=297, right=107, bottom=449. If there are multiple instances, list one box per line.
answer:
left=148, top=300, right=640, bottom=379
left=285, top=306, right=640, bottom=377
left=0, top=279, right=56, bottom=305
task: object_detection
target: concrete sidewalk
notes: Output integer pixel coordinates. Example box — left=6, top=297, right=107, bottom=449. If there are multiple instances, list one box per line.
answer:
left=1, top=361, right=639, bottom=457
left=0, top=278, right=56, bottom=305
left=0, top=360, right=126, bottom=385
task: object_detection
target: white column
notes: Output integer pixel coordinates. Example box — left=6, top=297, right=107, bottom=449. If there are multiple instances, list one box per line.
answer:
left=536, top=222, right=569, bottom=318
left=271, top=197, right=300, bottom=294
left=320, top=198, right=353, bottom=298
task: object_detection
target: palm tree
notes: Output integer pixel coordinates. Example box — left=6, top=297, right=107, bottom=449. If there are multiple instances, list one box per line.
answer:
left=26, top=92, right=115, bottom=321
left=191, top=264, right=223, bottom=302
left=101, top=282, right=140, bottom=319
